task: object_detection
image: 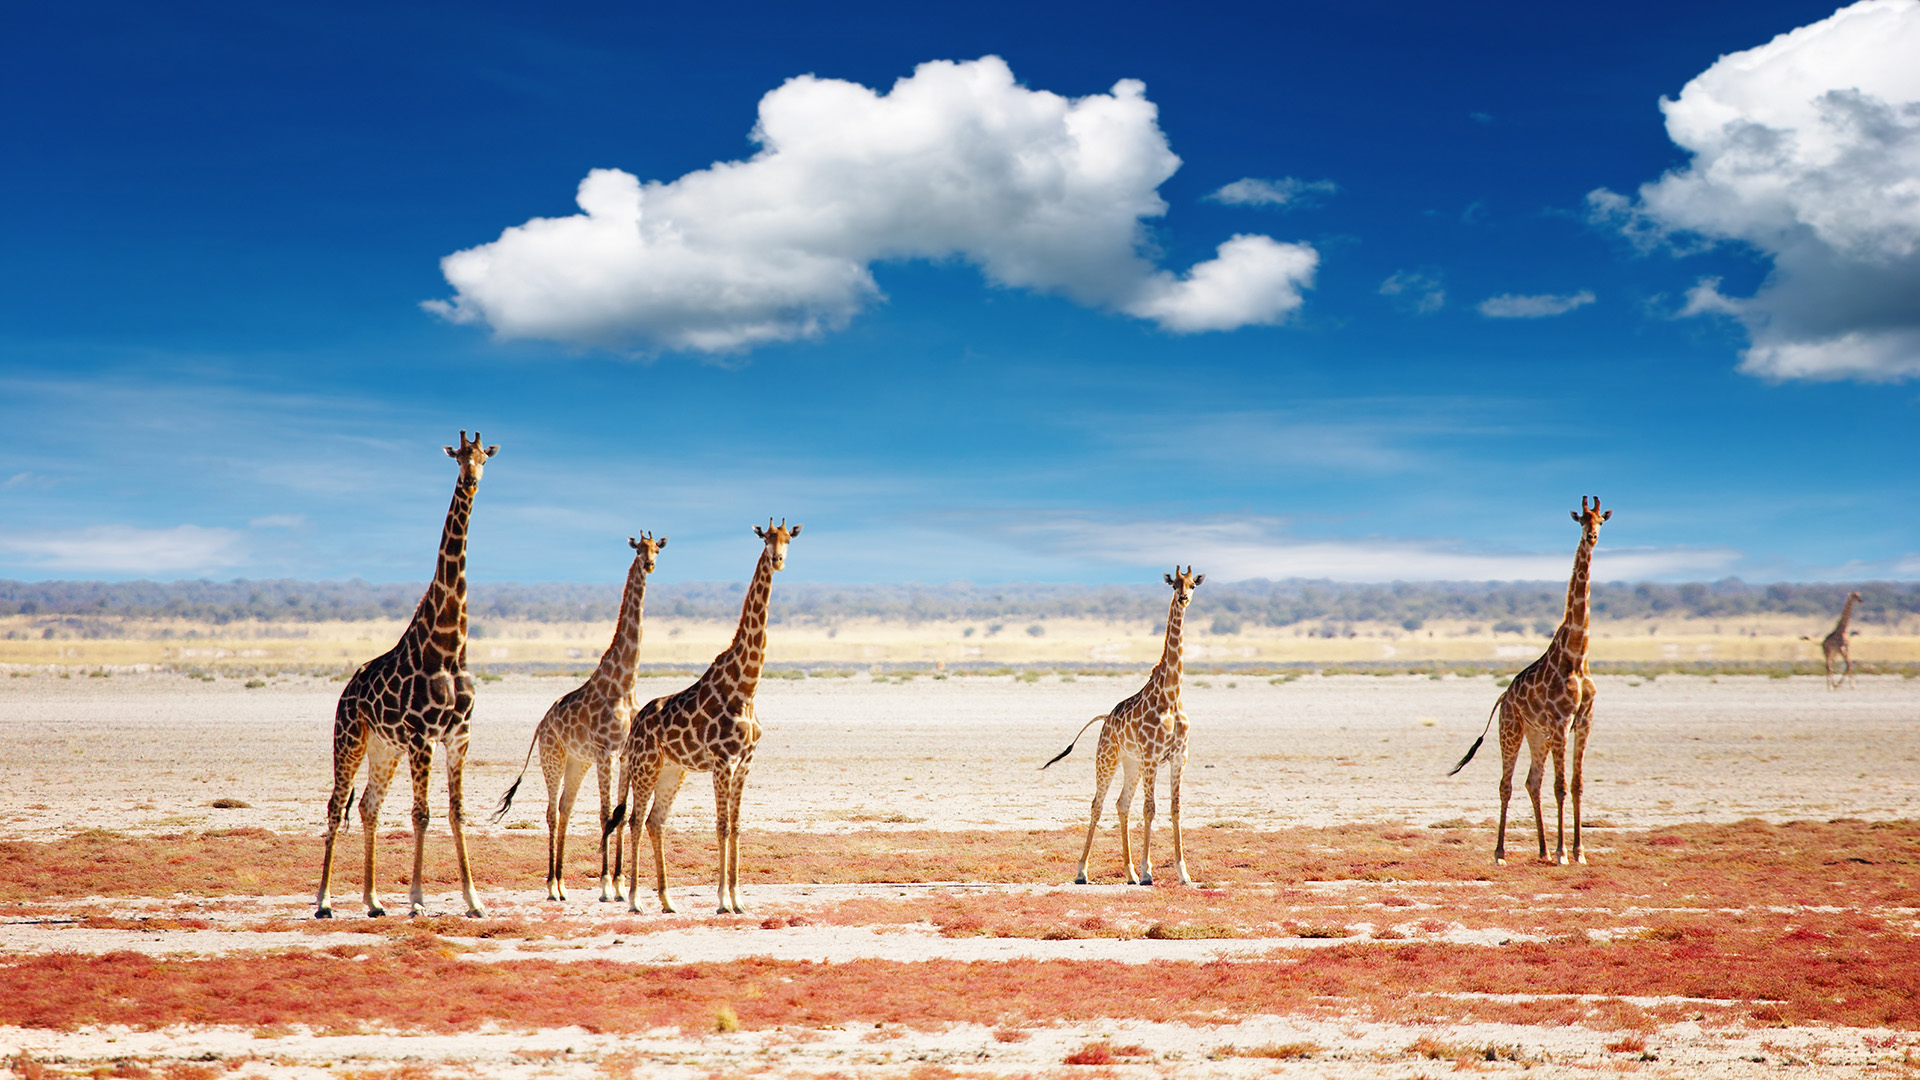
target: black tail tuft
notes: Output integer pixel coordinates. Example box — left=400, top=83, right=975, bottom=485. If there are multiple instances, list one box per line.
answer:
left=603, top=802, right=628, bottom=839
left=340, top=787, right=357, bottom=826
left=491, top=777, right=522, bottom=824
left=1041, top=743, right=1076, bottom=770
left=1447, top=734, right=1485, bottom=777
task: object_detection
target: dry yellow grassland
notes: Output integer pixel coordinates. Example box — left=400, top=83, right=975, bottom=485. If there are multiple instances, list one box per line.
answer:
left=3, top=612, right=1916, bottom=670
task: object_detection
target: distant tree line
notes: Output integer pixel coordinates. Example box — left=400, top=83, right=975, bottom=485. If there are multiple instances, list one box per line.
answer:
left=0, top=578, right=1913, bottom=629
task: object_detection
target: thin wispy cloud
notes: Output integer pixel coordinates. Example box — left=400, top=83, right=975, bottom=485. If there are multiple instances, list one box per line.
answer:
left=1204, top=177, right=1338, bottom=209
left=991, top=513, right=1741, bottom=583
left=426, top=56, right=1319, bottom=352
left=1477, top=290, right=1596, bottom=319
left=1379, top=270, right=1446, bottom=314
left=1588, top=0, right=1920, bottom=382
left=0, top=525, right=249, bottom=575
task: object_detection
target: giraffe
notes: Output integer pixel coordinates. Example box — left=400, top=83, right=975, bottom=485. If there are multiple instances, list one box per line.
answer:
left=1805, top=590, right=1863, bottom=689
left=493, top=532, right=666, bottom=902
left=1043, top=566, right=1204, bottom=887
left=1448, top=496, right=1610, bottom=866
left=605, top=519, right=800, bottom=914
left=315, top=431, right=497, bottom=919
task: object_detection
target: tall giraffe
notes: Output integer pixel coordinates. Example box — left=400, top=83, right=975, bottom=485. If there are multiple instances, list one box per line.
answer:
left=1043, top=566, right=1204, bottom=887
left=1806, top=590, right=1863, bottom=689
left=493, top=533, right=666, bottom=902
left=606, top=519, right=800, bottom=914
left=316, top=431, right=497, bottom=919
left=1449, top=496, right=1610, bottom=866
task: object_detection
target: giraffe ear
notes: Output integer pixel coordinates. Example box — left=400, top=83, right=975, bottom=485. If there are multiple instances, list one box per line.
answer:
left=1164, top=573, right=1176, bottom=587
left=485, top=444, right=499, bottom=458
left=445, top=445, right=459, bottom=459
left=1193, top=573, right=1205, bottom=587
left=657, top=536, right=667, bottom=549
left=788, top=523, right=801, bottom=538
left=1570, top=509, right=1580, bottom=523
left=754, top=526, right=767, bottom=539
left=1600, top=510, right=1611, bottom=523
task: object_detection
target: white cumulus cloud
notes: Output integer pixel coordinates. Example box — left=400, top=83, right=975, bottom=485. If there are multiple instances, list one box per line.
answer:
left=424, top=57, right=1318, bottom=352
left=1204, top=177, right=1338, bottom=208
left=1477, top=290, right=1596, bottom=318
left=1589, top=0, right=1920, bottom=381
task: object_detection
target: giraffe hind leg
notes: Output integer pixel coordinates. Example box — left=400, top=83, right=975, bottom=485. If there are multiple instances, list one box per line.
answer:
left=1115, top=758, right=1141, bottom=885
left=316, top=717, right=368, bottom=919
left=443, top=733, right=484, bottom=917
left=1494, top=706, right=1522, bottom=865
left=1074, top=724, right=1117, bottom=885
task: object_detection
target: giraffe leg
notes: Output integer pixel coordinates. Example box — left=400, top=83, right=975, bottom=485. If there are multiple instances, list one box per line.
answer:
left=552, top=756, right=588, bottom=902
left=644, top=764, right=685, bottom=914
left=1074, top=725, right=1116, bottom=885
left=443, top=734, right=484, bottom=917
left=1494, top=707, right=1521, bottom=865
left=1550, top=735, right=1569, bottom=866
left=1524, top=736, right=1549, bottom=863
left=1168, top=752, right=1191, bottom=885
left=316, top=707, right=367, bottom=919
left=405, top=743, right=435, bottom=917
left=359, top=742, right=401, bottom=917
left=1115, top=758, right=1141, bottom=885
left=1137, top=764, right=1157, bottom=887
left=711, top=767, right=740, bottom=914
left=540, top=741, right=566, bottom=900
left=1570, top=712, right=1592, bottom=865
left=726, top=758, right=751, bottom=913
left=596, top=754, right=621, bottom=903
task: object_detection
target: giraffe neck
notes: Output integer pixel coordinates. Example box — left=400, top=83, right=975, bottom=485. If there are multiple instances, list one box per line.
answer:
left=592, top=555, right=650, bottom=696
left=1551, top=532, right=1597, bottom=670
left=716, top=545, right=776, bottom=700
left=1151, top=594, right=1186, bottom=690
left=1836, top=594, right=1858, bottom=635
left=403, top=482, right=474, bottom=669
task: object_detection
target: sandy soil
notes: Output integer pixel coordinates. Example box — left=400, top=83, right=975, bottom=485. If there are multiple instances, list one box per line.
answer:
left=2, top=672, right=1917, bottom=1078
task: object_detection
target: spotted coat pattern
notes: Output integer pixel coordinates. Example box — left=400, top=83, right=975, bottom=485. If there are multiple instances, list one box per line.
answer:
left=1457, top=497, right=1610, bottom=867
left=612, top=521, right=798, bottom=914
left=495, top=533, right=664, bottom=902
left=315, top=432, right=496, bottom=919
left=1054, top=567, right=1203, bottom=887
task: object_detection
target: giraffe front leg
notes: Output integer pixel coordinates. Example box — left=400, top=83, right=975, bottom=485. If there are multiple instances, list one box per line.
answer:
left=724, top=762, right=750, bottom=914
left=444, top=736, right=485, bottom=917
left=711, top=769, right=735, bottom=914
left=596, top=754, right=621, bottom=903
left=1137, top=767, right=1157, bottom=887
left=1571, top=715, right=1592, bottom=865
left=407, top=746, right=434, bottom=917
left=1168, top=754, right=1191, bottom=885
left=643, top=764, right=684, bottom=914
left=1550, top=740, right=1569, bottom=866
left=360, top=745, right=401, bottom=917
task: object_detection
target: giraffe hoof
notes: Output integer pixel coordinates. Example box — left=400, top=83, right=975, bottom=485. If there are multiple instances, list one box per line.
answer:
left=314, top=907, right=333, bottom=920
left=1494, top=858, right=1506, bottom=867
left=1073, top=874, right=1089, bottom=886
left=1138, top=874, right=1154, bottom=887
left=366, top=906, right=385, bottom=918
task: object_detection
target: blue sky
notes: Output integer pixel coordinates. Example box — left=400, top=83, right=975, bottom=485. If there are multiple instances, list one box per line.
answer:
left=2, top=0, right=1915, bottom=586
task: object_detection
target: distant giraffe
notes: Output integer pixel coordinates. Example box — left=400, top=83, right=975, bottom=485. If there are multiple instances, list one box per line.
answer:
left=606, top=519, right=800, bottom=914
left=1804, top=590, right=1864, bottom=689
left=494, top=533, right=666, bottom=902
left=316, top=431, right=497, bottom=919
left=1449, top=497, right=1609, bottom=866
left=1043, top=567, right=1204, bottom=886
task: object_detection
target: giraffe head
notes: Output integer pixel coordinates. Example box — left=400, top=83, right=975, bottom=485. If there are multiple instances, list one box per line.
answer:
left=443, top=430, right=499, bottom=491
left=752, top=518, right=802, bottom=571
left=628, top=532, right=667, bottom=575
left=1163, top=565, right=1205, bottom=607
left=1570, top=496, right=1611, bottom=544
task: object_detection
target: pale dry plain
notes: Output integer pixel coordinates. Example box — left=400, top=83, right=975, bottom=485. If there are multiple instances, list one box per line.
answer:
left=2, top=668, right=1917, bottom=1078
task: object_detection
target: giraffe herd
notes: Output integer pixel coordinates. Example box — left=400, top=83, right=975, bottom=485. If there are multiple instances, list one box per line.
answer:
left=314, top=435, right=1871, bottom=919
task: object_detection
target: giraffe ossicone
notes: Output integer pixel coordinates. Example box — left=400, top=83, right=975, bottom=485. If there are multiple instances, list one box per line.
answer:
left=1449, top=496, right=1609, bottom=866
left=606, top=518, right=801, bottom=915
left=494, top=531, right=666, bottom=903
left=315, top=431, right=498, bottom=919
left=1044, top=565, right=1204, bottom=887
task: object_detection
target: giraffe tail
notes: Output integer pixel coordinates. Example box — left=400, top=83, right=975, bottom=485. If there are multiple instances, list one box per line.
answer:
left=1447, top=699, right=1502, bottom=777
left=603, top=801, right=627, bottom=839
left=490, top=730, right=542, bottom=824
left=1041, top=715, right=1108, bottom=770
